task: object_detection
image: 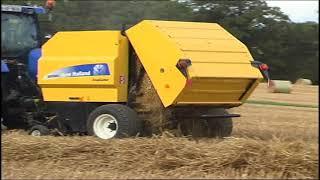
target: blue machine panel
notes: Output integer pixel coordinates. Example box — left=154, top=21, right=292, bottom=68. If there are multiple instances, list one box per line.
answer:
left=1, top=61, right=9, bottom=73
left=28, top=48, right=41, bottom=80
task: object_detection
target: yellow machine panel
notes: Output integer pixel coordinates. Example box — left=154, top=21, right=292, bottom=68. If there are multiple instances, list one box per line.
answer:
left=126, top=20, right=263, bottom=107
left=38, top=31, right=129, bottom=102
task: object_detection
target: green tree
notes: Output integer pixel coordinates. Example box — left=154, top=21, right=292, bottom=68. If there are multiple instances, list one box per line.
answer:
left=47, top=1, right=195, bottom=32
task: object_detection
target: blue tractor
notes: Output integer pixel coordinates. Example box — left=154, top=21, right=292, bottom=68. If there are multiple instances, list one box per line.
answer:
left=1, top=3, right=55, bottom=133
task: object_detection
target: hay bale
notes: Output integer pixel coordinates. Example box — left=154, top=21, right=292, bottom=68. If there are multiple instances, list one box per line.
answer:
left=130, top=57, right=172, bottom=135
left=268, top=80, right=293, bottom=94
left=295, top=78, right=312, bottom=85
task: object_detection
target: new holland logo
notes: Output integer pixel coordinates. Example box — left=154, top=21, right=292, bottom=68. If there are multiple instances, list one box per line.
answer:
left=45, top=64, right=110, bottom=79
left=93, top=64, right=107, bottom=75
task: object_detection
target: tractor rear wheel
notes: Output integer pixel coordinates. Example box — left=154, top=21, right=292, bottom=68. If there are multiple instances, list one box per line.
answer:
left=1, top=122, right=7, bottom=132
left=207, top=108, right=233, bottom=138
left=87, top=104, right=142, bottom=139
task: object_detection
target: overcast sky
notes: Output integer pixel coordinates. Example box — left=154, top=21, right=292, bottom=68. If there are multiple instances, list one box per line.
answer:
left=266, top=1, right=319, bottom=23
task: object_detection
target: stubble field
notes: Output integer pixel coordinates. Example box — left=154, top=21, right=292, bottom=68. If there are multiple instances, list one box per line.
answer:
left=1, top=83, right=319, bottom=179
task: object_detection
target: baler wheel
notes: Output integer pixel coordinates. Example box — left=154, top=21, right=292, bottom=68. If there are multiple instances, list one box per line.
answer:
left=207, top=109, right=233, bottom=138
left=87, top=104, right=142, bottom=139
left=179, top=119, right=208, bottom=137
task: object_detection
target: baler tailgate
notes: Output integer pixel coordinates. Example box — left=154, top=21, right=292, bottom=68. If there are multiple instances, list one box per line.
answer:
left=126, top=20, right=263, bottom=108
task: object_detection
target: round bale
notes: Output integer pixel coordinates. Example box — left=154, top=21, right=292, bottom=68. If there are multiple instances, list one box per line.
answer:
left=268, top=80, right=293, bottom=94
left=295, top=78, right=312, bottom=85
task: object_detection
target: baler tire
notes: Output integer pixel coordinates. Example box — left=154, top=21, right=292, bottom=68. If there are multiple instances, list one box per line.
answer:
left=87, top=104, right=142, bottom=139
left=29, top=125, right=50, bottom=136
left=179, top=119, right=209, bottom=137
left=207, top=109, right=233, bottom=138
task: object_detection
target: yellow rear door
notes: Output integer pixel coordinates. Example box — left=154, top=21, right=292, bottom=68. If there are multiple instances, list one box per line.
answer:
left=126, top=20, right=263, bottom=107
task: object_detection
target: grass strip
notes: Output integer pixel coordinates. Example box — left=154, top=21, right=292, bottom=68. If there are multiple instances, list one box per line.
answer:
left=245, top=100, right=318, bottom=108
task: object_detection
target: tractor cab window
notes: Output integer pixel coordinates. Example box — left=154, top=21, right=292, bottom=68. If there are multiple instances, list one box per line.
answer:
left=1, top=12, right=39, bottom=58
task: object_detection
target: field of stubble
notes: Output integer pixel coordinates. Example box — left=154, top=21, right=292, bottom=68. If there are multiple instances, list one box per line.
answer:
left=1, top=83, right=318, bottom=179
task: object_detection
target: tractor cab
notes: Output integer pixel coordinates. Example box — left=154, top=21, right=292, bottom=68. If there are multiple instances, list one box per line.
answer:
left=1, top=5, right=46, bottom=61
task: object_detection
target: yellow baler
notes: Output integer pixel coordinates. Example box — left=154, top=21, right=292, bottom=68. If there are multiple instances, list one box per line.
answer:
left=36, top=20, right=269, bottom=139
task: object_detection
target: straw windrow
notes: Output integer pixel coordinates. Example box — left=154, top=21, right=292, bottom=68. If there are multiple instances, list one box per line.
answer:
left=2, top=131, right=318, bottom=179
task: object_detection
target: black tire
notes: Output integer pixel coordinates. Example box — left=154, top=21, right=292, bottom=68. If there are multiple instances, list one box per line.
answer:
left=29, top=125, right=50, bottom=136
left=1, top=118, right=7, bottom=132
left=179, top=119, right=209, bottom=137
left=87, top=104, right=142, bottom=139
left=207, top=108, right=233, bottom=138
left=1, top=123, right=7, bottom=132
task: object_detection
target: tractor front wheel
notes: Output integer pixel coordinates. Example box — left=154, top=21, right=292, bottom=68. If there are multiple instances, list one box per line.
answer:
left=29, top=125, right=50, bottom=136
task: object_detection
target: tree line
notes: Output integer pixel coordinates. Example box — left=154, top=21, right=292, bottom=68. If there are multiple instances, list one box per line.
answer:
left=3, top=0, right=319, bottom=84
